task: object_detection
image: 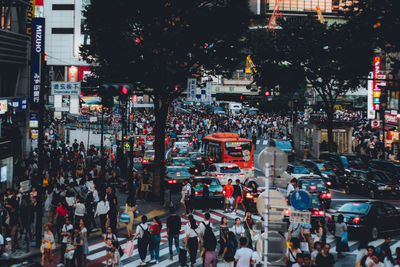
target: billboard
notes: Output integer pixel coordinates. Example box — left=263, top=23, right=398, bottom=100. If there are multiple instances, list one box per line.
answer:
left=30, top=18, right=45, bottom=110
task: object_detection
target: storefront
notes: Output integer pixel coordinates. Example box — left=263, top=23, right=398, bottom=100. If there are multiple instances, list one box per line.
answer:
left=0, top=139, right=13, bottom=190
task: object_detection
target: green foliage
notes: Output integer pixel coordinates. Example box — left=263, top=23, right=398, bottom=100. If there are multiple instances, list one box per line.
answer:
left=80, top=0, right=250, bottom=96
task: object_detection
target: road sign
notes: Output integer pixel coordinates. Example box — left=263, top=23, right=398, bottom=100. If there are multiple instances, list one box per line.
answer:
left=256, top=231, right=286, bottom=262
left=289, top=210, right=311, bottom=224
left=289, top=190, right=311, bottom=211
left=81, top=107, right=89, bottom=115
left=257, top=147, right=288, bottom=177
left=256, top=190, right=287, bottom=221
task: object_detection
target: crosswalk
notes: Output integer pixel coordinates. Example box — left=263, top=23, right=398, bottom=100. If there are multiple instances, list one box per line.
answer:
left=85, top=209, right=400, bottom=266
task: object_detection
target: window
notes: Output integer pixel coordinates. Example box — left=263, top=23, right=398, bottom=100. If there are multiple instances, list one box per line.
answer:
left=52, top=28, right=74, bottom=34
left=382, top=203, right=397, bottom=215
left=52, top=4, right=75, bottom=10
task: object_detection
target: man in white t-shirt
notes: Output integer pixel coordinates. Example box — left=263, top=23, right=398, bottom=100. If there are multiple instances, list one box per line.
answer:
left=60, top=218, right=73, bottom=265
left=234, top=237, right=255, bottom=267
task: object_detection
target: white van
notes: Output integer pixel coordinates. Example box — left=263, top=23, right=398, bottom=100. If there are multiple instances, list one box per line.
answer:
left=228, top=102, right=242, bottom=115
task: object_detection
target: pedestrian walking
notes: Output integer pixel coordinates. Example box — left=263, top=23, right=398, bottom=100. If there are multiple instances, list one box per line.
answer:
left=233, top=180, right=245, bottom=213
left=73, top=197, right=86, bottom=227
left=184, top=215, right=202, bottom=267
left=234, top=237, right=254, bottom=267
left=149, top=216, right=162, bottom=264
left=315, top=243, right=335, bottom=267
left=133, top=215, right=150, bottom=266
left=166, top=207, right=181, bottom=261
left=243, top=211, right=255, bottom=249
left=222, top=231, right=238, bottom=267
left=355, top=240, right=368, bottom=267
left=285, top=238, right=302, bottom=267
left=125, top=194, right=136, bottom=238
left=59, top=217, right=73, bottom=266
left=334, top=214, right=347, bottom=258
left=219, top=216, right=229, bottom=257
left=41, top=222, right=55, bottom=267
left=79, top=219, right=89, bottom=266
left=203, top=220, right=218, bottom=267
left=72, top=227, right=84, bottom=267
left=223, top=179, right=234, bottom=213
left=94, top=196, right=109, bottom=234
left=230, top=218, right=245, bottom=245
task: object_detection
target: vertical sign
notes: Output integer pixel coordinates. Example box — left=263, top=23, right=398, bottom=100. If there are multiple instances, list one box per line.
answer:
left=68, top=66, right=79, bottom=82
left=367, top=72, right=375, bottom=119
left=205, top=81, right=212, bottom=103
left=373, top=57, right=381, bottom=110
left=187, top=78, right=196, bottom=101
left=26, top=0, right=35, bottom=38
left=30, top=17, right=45, bottom=110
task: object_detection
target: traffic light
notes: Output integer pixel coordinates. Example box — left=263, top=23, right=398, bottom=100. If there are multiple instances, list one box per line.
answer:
left=265, top=90, right=271, bottom=96
left=98, top=83, right=134, bottom=107
left=240, top=95, right=243, bottom=101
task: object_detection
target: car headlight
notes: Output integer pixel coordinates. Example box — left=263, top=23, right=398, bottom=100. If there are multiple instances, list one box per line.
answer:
left=322, top=173, right=329, bottom=178
left=378, top=186, right=387, bottom=190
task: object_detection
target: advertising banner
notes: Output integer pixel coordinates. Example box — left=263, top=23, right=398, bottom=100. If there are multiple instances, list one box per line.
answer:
left=367, top=72, right=375, bottom=119
left=30, top=18, right=45, bottom=110
left=187, top=78, right=197, bottom=101
left=0, top=100, right=7, bottom=114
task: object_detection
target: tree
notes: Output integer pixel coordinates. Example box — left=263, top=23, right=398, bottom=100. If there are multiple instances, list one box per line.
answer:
left=249, top=17, right=374, bottom=151
left=81, top=0, right=250, bottom=200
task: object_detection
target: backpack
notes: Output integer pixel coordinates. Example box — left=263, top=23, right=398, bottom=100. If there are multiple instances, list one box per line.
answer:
left=224, top=240, right=236, bottom=262
left=203, top=223, right=217, bottom=251
left=139, top=224, right=151, bottom=246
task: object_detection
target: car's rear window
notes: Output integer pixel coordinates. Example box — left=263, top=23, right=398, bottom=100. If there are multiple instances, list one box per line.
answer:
left=293, top=166, right=310, bottom=174
left=274, top=141, right=292, bottom=150
left=338, top=203, right=370, bottom=214
left=194, top=179, right=220, bottom=187
left=220, top=166, right=241, bottom=173
left=300, top=179, right=326, bottom=191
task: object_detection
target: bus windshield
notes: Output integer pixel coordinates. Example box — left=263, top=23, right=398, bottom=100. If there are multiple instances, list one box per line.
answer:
left=225, top=141, right=252, bottom=157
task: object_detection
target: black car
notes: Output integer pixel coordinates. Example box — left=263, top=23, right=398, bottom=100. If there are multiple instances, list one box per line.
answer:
left=297, top=177, right=331, bottom=209
left=344, top=169, right=400, bottom=199
left=285, top=194, right=326, bottom=230
left=340, top=154, right=369, bottom=170
left=319, top=152, right=345, bottom=181
left=328, top=201, right=400, bottom=240
left=191, top=177, right=225, bottom=209
left=369, top=160, right=400, bottom=183
left=302, top=160, right=337, bottom=187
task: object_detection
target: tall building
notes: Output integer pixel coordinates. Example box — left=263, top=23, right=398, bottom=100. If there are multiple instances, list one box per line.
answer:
left=43, top=0, right=90, bottom=82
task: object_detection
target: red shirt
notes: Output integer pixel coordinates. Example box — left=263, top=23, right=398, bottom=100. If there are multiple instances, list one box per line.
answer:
left=56, top=206, right=68, bottom=217
left=223, top=184, right=234, bottom=198
left=150, top=224, right=161, bottom=235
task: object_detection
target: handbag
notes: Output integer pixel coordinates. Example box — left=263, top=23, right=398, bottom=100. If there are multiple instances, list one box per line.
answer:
left=119, top=212, right=130, bottom=223
left=124, top=240, right=134, bottom=257
left=65, top=250, right=75, bottom=260
left=341, top=231, right=348, bottom=243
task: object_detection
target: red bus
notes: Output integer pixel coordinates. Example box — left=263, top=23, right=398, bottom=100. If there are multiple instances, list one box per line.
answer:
left=202, top=133, right=254, bottom=177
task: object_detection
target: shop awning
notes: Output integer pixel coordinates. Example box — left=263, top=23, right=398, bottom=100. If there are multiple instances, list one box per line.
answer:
left=371, top=124, right=396, bottom=131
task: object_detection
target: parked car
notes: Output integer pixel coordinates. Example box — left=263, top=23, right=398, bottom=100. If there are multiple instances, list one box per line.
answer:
left=302, top=160, right=337, bottom=187
left=297, top=177, right=331, bottom=209
left=165, top=166, right=192, bottom=191
left=344, top=169, right=400, bottom=199
left=203, top=163, right=246, bottom=185
left=327, top=201, right=400, bottom=240
left=368, top=160, right=400, bottom=183
left=191, top=177, right=225, bottom=209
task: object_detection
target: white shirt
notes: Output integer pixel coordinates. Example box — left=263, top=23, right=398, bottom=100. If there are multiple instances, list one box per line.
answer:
left=0, top=234, right=4, bottom=245
left=136, top=223, right=148, bottom=238
left=185, top=183, right=191, bottom=197
left=93, top=189, right=99, bottom=202
left=95, top=200, right=109, bottom=216
left=287, top=183, right=295, bottom=196
left=252, top=251, right=262, bottom=265
left=185, top=224, right=200, bottom=238
left=230, top=225, right=245, bottom=236
left=356, top=249, right=367, bottom=265
left=74, top=203, right=86, bottom=217
left=234, top=247, right=253, bottom=267
left=61, top=224, right=74, bottom=243
left=65, top=196, right=75, bottom=207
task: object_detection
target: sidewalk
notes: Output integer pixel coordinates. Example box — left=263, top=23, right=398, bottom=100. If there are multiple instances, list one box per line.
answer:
left=8, top=198, right=168, bottom=266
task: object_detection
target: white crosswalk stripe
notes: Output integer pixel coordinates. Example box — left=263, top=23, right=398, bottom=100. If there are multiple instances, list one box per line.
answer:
left=84, top=209, right=399, bottom=266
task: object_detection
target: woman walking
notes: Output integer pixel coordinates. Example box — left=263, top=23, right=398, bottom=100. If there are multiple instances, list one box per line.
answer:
left=185, top=215, right=202, bottom=267
left=243, top=211, right=255, bottom=249
left=219, top=216, right=229, bottom=257
left=94, top=196, right=109, bottom=234
left=335, top=214, right=347, bottom=258
left=149, top=216, right=162, bottom=264
left=230, top=218, right=245, bottom=245
left=203, top=222, right=218, bottom=267
left=72, top=227, right=84, bottom=267
left=132, top=215, right=149, bottom=266
left=125, top=194, right=136, bottom=238
left=79, top=219, right=88, bottom=266
left=222, top=231, right=237, bottom=267
left=41, top=222, right=56, bottom=266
